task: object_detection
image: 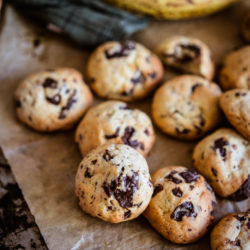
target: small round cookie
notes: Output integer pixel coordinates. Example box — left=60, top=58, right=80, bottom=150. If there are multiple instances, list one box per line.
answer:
left=242, top=11, right=250, bottom=43
left=75, top=143, right=153, bottom=223
left=86, top=40, right=163, bottom=102
left=156, top=36, right=214, bottom=80
left=15, top=68, right=93, bottom=131
left=152, top=75, right=222, bottom=140
left=144, top=166, right=216, bottom=244
left=193, top=128, right=250, bottom=200
left=220, top=89, right=250, bottom=140
left=211, top=211, right=250, bottom=250
left=75, top=101, right=155, bottom=157
left=219, top=46, right=250, bottom=90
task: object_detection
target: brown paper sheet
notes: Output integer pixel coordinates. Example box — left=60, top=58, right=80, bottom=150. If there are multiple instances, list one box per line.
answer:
left=0, top=2, right=249, bottom=249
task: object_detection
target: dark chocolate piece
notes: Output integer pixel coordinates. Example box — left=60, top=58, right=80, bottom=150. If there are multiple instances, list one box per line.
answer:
left=105, top=128, right=120, bottom=139
left=121, top=127, right=139, bottom=148
left=46, top=94, right=61, bottom=105
left=211, top=168, right=218, bottom=177
left=172, top=187, right=183, bottom=197
left=131, top=71, right=144, bottom=85
left=84, top=167, right=93, bottom=178
left=165, top=171, right=182, bottom=184
left=170, top=201, right=197, bottom=221
left=103, top=149, right=114, bottom=161
left=212, top=137, right=229, bottom=161
left=179, top=169, right=199, bottom=183
left=191, top=83, right=201, bottom=93
left=152, top=184, right=163, bottom=197
left=105, top=41, right=135, bottom=59
left=228, top=175, right=250, bottom=201
left=42, top=78, right=57, bottom=88
left=176, top=128, right=190, bottom=134
left=0, top=147, right=48, bottom=249
left=124, top=210, right=131, bottom=219
left=58, top=89, right=77, bottom=119
left=91, top=159, right=97, bottom=165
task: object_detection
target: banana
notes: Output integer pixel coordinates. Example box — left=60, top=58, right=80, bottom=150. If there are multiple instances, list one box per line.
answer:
left=105, top=0, right=239, bottom=20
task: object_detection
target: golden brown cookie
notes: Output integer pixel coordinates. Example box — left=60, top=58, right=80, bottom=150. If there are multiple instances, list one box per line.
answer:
left=144, top=166, right=216, bottom=244
left=15, top=68, right=93, bottom=131
left=75, top=101, right=155, bottom=157
left=156, top=36, right=214, bottom=80
left=152, top=75, right=222, bottom=140
left=86, top=40, right=163, bottom=101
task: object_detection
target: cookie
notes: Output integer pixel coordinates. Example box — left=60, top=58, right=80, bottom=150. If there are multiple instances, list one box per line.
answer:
left=144, top=166, right=216, bottom=244
left=86, top=40, right=163, bottom=102
left=75, top=101, right=155, bottom=157
left=219, top=46, right=250, bottom=90
left=156, top=36, right=214, bottom=80
left=192, top=128, right=250, bottom=200
left=220, top=89, right=250, bottom=140
left=75, top=143, right=153, bottom=223
left=242, top=11, right=250, bottom=43
left=15, top=68, right=93, bottom=131
left=152, top=75, right=222, bottom=140
left=211, top=211, right=250, bottom=250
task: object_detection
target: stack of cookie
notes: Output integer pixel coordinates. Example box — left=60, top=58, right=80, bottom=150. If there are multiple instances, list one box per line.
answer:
left=14, top=32, right=249, bottom=247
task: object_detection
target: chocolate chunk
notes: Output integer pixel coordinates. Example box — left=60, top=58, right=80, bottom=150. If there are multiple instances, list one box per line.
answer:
left=212, top=137, right=229, bottom=161
left=235, top=92, right=247, bottom=97
left=188, top=229, right=192, bottom=232
left=190, top=185, right=194, bottom=190
left=179, top=169, right=199, bottom=183
left=105, top=41, right=135, bottom=59
left=233, top=215, right=246, bottom=222
left=58, top=89, right=77, bottom=119
left=131, top=71, right=144, bottom=85
left=211, top=168, right=218, bottom=177
left=33, top=38, right=40, bottom=47
left=124, top=210, right=131, bottom=219
left=42, top=78, right=57, bottom=88
left=247, top=221, right=250, bottom=229
left=46, top=94, right=61, bottom=105
left=105, top=128, right=120, bottom=139
left=119, top=104, right=131, bottom=110
left=139, top=143, right=145, bottom=151
left=225, top=238, right=241, bottom=247
left=107, top=206, right=112, bottom=211
left=165, top=171, right=182, bottom=184
left=148, top=72, right=157, bottom=79
left=91, top=159, right=97, bottom=165
left=228, top=175, right=250, bottom=201
left=103, top=149, right=114, bottom=161
left=153, top=184, right=163, bottom=197
left=176, top=128, right=190, bottom=134
left=172, top=187, right=183, bottom=197
left=102, top=171, right=139, bottom=208
left=144, top=128, right=149, bottom=136
left=15, top=100, right=21, bottom=108
left=121, top=88, right=134, bottom=96
left=121, top=127, right=139, bottom=148
left=84, top=167, right=93, bottom=178
left=171, top=201, right=197, bottom=221
left=191, top=83, right=201, bottom=93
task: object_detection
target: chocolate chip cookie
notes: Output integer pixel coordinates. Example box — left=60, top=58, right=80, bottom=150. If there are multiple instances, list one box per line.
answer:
left=193, top=128, right=250, bottom=200
left=86, top=40, right=163, bottom=102
left=220, top=89, right=250, bottom=140
left=75, top=143, right=153, bottom=223
left=152, top=75, right=222, bottom=140
left=15, top=68, right=93, bottom=131
left=144, top=166, right=216, bottom=244
left=156, top=36, right=214, bottom=80
left=211, top=211, right=250, bottom=250
left=75, top=101, right=155, bottom=157
left=219, top=46, right=250, bottom=90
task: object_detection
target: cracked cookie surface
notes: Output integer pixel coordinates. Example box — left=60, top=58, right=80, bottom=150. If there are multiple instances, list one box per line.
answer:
left=75, top=101, right=155, bottom=157
left=220, top=89, right=250, bottom=140
left=211, top=211, right=250, bottom=250
left=75, top=143, right=153, bottom=223
left=193, top=128, right=250, bottom=200
left=86, top=40, right=163, bottom=101
left=15, top=68, right=93, bottom=131
left=152, top=75, right=222, bottom=140
left=144, top=166, right=216, bottom=244
left=156, top=36, right=214, bottom=80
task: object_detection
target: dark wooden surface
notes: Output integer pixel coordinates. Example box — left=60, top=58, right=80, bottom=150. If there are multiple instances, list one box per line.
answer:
left=0, top=147, right=48, bottom=250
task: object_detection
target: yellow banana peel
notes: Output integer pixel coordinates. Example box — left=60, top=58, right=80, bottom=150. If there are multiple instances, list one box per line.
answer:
left=105, top=0, right=240, bottom=20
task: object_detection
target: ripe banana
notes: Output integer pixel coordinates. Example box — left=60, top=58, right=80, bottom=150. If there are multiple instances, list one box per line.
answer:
left=105, top=0, right=239, bottom=20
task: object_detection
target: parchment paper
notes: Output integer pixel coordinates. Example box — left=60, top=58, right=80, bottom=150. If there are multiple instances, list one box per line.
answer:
left=0, top=2, right=250, bottom=249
